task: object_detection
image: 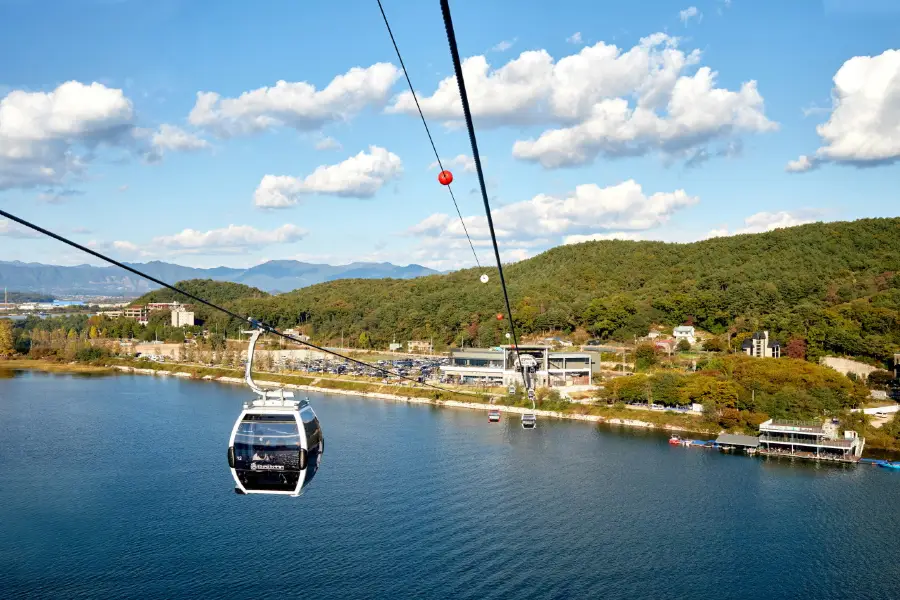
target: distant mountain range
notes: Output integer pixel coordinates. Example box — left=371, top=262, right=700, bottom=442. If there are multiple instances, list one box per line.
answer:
left=0, top=260, right=438, bottom=296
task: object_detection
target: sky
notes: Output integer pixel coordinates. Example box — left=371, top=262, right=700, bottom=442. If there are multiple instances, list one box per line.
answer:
left=0, top=0, right=898, bottom=271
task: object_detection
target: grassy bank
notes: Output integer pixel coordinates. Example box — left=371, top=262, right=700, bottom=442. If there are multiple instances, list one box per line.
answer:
left=0, top=358, right=115, bottom=374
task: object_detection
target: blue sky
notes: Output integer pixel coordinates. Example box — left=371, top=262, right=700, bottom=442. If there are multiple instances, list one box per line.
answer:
left=0, top=0, right=898, bottom=270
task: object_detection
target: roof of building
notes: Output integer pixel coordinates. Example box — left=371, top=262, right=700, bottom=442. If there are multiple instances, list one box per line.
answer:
left=761, top=419, right=824, bottom=434
left=741, top=331, right=780, bottom=348
left=716, top=433, right=760, bottom=447
left=673, top=326, right=695, bottom=334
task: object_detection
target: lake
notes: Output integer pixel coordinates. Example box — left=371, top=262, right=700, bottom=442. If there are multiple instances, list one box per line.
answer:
left=1, top=370, right=898, bottom=599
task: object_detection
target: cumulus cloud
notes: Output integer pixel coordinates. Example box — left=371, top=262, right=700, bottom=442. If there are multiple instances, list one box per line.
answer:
left=428, top=154, right=476, bottom=173
left=785, top=154, right=817, bottom=173
left=514, top=65, right=775, bottom=168
left=567, top=32, right=583, bottom=44
left=153, top=224, right=308, bottom=252
left=254, top=146, right=403, bottom=208
left=563, top=232, right=643, bottom=245
left=150, top=124, right=210, bottom=153
left=189, top=63, right=400, bottom=138
left=790, top=49, right=900, bottom=171
left=680, top=6, right=702, bottom=24
left=389, top=33, right=775, bottom=167
left=0, top=81, right=135, bottom=190
left=705, top=210, right=823, bottom=238
left=410, top=179, right=697, bottom=243
left=315, top=136, right=342, bottom=151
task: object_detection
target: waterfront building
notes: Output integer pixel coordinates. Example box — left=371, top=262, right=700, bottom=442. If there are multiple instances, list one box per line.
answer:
left=758, top=418, right=864, bottom=462
left=742, top=331, right=781, bottom=358
left=441, top=345, right=592, bottom=387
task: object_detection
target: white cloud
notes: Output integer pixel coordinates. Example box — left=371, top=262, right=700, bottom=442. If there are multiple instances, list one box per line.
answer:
left=491, top=39, right=516, bottom=52
left=389, top=33, right=775, bottom=167
left=254, top=146, right=403, bottom=207
left=153, top=224, right=308, bottom=252
left=514, top=65, right=776, bottom=168
left=37, top=189, right=84, bottom=204
left=785, top=154, right=817, bottom=173
left=118, top=184, right=129, bottom=192
left=428, top=154, right=476, bottom=173
left=410, top=179, right=698, bottom=242
left=0, top=81, right=136, bottom=190
left=791, top=49, right=900, bottom=170
left=680, top=6, right=702, bottom=25
left=0, top=219, right=41, bottom=239
left=189, top=63, right=400, bottom=137
left=563, top=232, right=643, bottom=245
left=705, top=210, right=822, bottom=238
left=150, top=124, right=209, bottom=153
left=315, top=136, right=342, bottom=151
left=567, top=32, right=583, bottom=44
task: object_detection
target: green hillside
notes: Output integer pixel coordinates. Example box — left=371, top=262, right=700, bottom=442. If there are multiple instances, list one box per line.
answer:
left=135, top=279, right=268, bottom=307
left=151, top=218, right=900, bottom=366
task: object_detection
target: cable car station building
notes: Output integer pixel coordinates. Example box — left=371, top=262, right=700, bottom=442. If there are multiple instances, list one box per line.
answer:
left=441, top=345, right=592, bottom=387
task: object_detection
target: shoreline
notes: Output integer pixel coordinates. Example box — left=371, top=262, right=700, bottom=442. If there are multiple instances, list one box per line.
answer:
left=108, top=364, right=713, bottom=435
left=0, top=358, right=712, bottom=435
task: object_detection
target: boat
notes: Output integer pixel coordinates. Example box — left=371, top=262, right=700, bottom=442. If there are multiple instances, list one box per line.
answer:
left=668, top=435, right=681, bottom=445
left=878, top=461, right=900, bottom=470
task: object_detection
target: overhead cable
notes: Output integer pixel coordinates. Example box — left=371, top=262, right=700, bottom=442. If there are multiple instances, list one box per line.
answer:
left=375, top=0, right=483, bottom=270
left=0, top=208, right=473, bottom=397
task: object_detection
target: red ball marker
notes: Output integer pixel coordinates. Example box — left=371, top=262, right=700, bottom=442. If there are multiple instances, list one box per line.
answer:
left=438, top=170, right=453, bottom=185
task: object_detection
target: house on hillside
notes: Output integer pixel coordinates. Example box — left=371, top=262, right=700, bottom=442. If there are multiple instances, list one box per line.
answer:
left=742, top=331, right=781, bottom=358
left=407, top=340, right=433, bottom=354
left=673, top=326, right=696, bottom=346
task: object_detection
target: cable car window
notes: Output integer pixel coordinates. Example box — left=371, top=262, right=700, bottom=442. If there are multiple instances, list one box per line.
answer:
left=233, top=415, right=302, bottom=492
left=301, top=407, right=323, bottom=487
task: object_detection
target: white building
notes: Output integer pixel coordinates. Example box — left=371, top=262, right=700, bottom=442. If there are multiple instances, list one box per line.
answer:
left=441, top=345, right=592, bottom=387
left=171, top=309, right=195, bottom=327
left=742, top=331, right=781, bottom=358
left=758, top=418, right=864, bottom=462
left=672, top=326, right=696, bottom=346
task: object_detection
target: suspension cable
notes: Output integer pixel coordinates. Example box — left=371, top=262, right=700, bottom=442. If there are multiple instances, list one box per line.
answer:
left=438, top=0, right=529, bottom=401
left=0, top=208, right=472, bottom=398
left=375, top=0, right=483, bottom=270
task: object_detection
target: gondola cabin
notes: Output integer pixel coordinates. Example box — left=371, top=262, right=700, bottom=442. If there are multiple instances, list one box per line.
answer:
left=228, top=395, right=323, bottom=496
left=488, top=408, right=501, bottom=423
left=521, top=413, right=537, bottom=429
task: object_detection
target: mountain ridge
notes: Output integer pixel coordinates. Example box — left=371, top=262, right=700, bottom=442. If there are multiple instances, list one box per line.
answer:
left=0, top=259, right=438, bottom=295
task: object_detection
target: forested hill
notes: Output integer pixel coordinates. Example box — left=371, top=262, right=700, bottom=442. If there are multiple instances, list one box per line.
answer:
left=135, top=280, right=268, bottom=305
left=185, top=218, right=899, bottom=366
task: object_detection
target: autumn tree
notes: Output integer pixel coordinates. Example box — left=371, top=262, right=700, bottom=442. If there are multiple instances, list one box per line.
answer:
left=785, top=337, right=807, bottom=360
left=0, top=320, right=15, bottom=357
left=676, top=339, right=692, bottom=352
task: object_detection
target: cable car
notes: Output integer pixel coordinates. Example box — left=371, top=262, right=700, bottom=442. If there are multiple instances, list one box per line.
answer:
left=228, top=329, right=323, bottom=496
left=521, top=413, right=537, bottom=429
left=488, top=408, right=501, bottom=422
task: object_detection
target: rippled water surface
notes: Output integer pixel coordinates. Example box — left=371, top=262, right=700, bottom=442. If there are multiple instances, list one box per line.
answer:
left=1, top=371, right=899, bottom=599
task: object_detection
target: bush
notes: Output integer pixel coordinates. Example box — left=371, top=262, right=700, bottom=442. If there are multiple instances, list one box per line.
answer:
left=868, top=370, right=896, bottom=389
left=676, top=339, right=692, bottom=352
